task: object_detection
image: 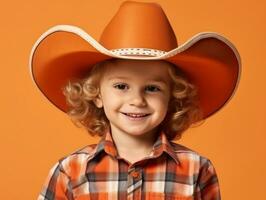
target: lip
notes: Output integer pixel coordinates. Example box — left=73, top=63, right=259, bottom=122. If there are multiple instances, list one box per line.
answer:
left=123, top=112, right=149, bottom=115
left=120, top=112, right=151, bottom=121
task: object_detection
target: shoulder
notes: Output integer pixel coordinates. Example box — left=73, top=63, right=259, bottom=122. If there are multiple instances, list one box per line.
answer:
left=62, top=143, right=98, bottom=161
left=71, top=143, right=98, bottom=155
left=55, top=143, right=99, bottom=177
left=169, top=143, right=221, bottom=197
left=169, top=141, right=212, bottom=165
left=170, top=141, right=201, bottom=156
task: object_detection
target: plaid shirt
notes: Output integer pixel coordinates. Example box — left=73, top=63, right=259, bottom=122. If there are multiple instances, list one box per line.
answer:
left=38, top=130, right=221, bottom=200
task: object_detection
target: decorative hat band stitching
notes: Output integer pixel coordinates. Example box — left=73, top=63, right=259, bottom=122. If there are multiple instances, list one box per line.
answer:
left=110, top=48, right=167, bottom=57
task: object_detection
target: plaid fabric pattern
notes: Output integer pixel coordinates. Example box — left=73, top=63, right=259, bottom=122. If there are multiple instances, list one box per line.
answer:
left=38, top=130, right=221, bottom=200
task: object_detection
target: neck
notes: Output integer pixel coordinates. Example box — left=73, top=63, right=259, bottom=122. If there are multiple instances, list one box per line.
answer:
left=110, top=127, right=158, bottom=158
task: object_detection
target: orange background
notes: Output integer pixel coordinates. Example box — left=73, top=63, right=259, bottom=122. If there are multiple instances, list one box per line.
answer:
left=1, top=0, right=265, bottom=199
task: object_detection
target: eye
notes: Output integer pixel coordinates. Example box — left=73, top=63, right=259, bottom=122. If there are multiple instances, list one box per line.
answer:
left=113, top=83, right=128, bottom=90
left=146, top=85, right=161, bottom=92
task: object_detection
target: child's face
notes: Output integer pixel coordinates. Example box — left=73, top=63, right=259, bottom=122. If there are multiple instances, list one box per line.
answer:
left=94, top=59, right=172, bottom=137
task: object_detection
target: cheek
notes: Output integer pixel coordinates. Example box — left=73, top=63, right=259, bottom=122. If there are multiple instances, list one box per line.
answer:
left=149, top=97, right=169, bottom=117
left=150, top=94, right=169, bottom=107
left=101, top=92, right=121, bottom=109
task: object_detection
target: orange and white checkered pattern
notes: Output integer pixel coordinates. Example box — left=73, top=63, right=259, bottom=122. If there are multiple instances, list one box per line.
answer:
left=38, top=130, right=221, bottom=200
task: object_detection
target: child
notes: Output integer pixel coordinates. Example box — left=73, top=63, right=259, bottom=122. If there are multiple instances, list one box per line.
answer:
left=30, top=1, right=241, bottom=200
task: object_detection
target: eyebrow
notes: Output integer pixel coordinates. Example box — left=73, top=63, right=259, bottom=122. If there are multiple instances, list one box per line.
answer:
left=108, top=76, right=168, bottom=85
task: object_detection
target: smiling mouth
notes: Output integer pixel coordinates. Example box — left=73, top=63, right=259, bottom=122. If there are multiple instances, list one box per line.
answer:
left=121, top=112, right=150, bottom=118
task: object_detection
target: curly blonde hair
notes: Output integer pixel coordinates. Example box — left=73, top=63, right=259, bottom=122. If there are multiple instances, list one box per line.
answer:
left=63, top=58, right=204, bottom=141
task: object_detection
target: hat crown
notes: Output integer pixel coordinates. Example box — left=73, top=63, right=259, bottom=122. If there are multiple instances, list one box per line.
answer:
left=99, top=1, right=178, bottom=51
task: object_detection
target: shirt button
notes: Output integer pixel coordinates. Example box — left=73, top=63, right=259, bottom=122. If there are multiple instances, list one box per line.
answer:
left=131, top=171, right=140, bottom=178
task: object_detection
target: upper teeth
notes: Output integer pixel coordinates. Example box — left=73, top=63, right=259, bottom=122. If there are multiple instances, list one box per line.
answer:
left=125, top=113, right=147, bottom=117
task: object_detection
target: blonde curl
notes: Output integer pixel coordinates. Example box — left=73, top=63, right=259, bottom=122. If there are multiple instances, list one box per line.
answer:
left=63, top=59, right=205, bottom=140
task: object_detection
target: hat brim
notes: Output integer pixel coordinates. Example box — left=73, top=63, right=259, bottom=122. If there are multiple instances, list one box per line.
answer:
left=29, top=25, right=241, bottom=120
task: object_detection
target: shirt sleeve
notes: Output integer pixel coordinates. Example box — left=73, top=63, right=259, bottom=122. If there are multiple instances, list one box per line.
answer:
left=194, top=157, right=222, bottom=200
left=37, top=160, right=74, bottom=200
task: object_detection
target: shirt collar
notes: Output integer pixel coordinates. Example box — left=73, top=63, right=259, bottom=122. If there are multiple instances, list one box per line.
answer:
left=92, top=128, right=180, bottom=165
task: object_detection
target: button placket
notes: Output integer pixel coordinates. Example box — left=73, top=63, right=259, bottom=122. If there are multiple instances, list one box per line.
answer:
left=131, top=171, right=140, bottom=179
left=129, top=167, right=142, bottom=180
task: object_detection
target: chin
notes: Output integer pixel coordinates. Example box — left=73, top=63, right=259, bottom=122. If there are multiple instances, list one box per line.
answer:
left=123, top=128, right=156, bottom=136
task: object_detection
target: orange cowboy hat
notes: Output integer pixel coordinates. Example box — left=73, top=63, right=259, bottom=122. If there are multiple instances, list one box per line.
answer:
left=29, top=0, right=241, bottom=121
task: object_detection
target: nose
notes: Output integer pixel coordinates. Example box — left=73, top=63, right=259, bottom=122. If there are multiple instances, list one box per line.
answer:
left=129, top=90, right=147, bottom=107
